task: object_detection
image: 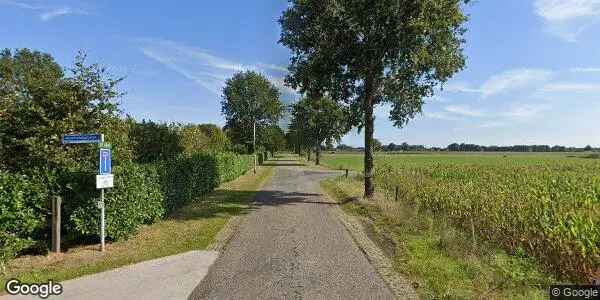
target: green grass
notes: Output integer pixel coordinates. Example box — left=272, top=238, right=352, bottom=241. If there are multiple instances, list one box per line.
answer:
left=0, top=166, right=274, bottom=294
left=322, top=177, right=557, bottom=299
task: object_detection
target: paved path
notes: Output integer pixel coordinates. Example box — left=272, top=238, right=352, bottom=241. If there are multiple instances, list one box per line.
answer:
left=189, top=159, right=395, bottom=300
left=2, top=251, right=218, bottom=300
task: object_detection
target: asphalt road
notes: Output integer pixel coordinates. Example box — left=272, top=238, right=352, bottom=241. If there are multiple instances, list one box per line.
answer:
left=189, top=159, right=395, bottom=300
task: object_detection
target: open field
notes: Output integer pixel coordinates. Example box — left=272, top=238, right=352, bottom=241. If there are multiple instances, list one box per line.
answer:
left=320, top=152, right=600, bottom=283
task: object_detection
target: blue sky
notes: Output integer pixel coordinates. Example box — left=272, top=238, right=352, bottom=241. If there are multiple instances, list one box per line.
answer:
left=1, top=0, right=599, bottom=147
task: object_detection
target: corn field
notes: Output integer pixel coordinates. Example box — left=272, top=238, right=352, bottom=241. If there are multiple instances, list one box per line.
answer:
left=323, top=153, right=600, bottom=281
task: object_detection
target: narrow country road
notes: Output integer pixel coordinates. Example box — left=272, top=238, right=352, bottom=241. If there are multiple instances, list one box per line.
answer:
left=189, top=157, right=395, bottom=300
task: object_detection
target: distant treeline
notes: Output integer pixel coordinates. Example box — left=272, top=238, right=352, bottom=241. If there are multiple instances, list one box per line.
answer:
left=336, top=142, right=598, bottom=152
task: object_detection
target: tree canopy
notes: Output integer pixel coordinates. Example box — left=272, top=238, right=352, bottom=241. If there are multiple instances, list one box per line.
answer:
left=289, top=96, right=350, bottom=164
left=0, top=48, right=123, bottom=171
left=280, top=0, right=469, bottom=197
left=221, top=71, right=284, bottom=153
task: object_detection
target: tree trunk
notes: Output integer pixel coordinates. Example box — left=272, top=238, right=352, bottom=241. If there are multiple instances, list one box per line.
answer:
left=315, top=142, right=321, bottom=165
left=364, top=76, right=375, bottom=199
left=307, top=148, right=311, bottom=161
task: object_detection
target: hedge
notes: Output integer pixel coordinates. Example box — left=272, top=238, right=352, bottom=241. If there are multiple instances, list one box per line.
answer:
left=0, top=171, right=50, bottom=270
left=0, top=152, right=253, bottom=268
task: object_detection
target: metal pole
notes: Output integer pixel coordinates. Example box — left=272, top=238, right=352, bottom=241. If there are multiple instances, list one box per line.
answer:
left=100, top=188, right=105, bottom=252
left=100, top=134, right=106, bottom=252
left=52, top=196, right=61, bottom=253
left=253, top=120, right=257, bottom=174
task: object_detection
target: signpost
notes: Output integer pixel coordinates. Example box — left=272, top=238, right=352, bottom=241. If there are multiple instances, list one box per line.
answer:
left=96, top=146, right=112, bottom=252
left=62, top=133, right=113, bottom=252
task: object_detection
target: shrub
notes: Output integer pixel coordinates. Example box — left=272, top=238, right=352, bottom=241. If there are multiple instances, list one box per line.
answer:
left=215, top=152, right=253, bottom=183
left=68, top=162, right=164, bottom=241
left=0, top=171, right=50, bottom=268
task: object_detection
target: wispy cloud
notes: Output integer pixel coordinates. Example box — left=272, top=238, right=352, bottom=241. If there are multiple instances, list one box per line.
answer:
left=444, top=69, right=553, bottom=98
left=0, top=0, right=87, bottom=21
left=540, top=82, right=600, bottom=93
left=480, top=69, right=553, bottom=98
left=479, top=121, right=507, bottom=128
left=425, top=111, right=463, bottom=121
left=138, top=38, right=297, bottom=98
left=571, top=67, right=600, bottom=73
left=533, top=0, right=600, bottom=41
left=444, top=105, right=487, bottom=117
left=501, top=103, right=547, bottom=119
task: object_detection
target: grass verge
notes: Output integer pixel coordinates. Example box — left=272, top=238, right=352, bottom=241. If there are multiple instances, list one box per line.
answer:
left=1, top=166, right=274, bottom=294
left=321, top=175, right=558, bottom=300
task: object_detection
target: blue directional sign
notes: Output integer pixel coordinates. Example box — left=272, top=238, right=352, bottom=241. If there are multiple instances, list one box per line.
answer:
left=99, top=148, right=112, bottom=175
left=62, top=134, right=103, bottom=144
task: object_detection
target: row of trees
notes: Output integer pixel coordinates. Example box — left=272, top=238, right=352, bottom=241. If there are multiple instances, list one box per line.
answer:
left=279, top=0, right=470, bottom=198
left=337, top=142, right=598, bottom=152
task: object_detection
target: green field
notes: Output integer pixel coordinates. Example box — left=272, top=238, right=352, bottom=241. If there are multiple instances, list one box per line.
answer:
left=320, top=152, right=600, bottom=282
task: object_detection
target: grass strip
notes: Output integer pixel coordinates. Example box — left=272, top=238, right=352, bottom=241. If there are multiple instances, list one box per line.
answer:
left=321, top=176, right=558, bottom=300
left=1, top=166, right=274, bottom=293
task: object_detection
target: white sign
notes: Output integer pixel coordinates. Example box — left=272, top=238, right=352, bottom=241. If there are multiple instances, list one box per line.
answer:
left=96, top=174, right=114, bottom=189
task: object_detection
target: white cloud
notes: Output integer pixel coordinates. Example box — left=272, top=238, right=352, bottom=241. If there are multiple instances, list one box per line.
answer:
left=533, top=0, right=600, bottom=41
left=502, top=104, right=547, bottom=119
left=479, top=121, right=507, bottom=128
left=444, top=105, right=486, bottom=117
left=0, top=0, right=86, bottom=21
left=425, top=111, right=463, bottom=121
left=571, top=67, right=600, bottom=73
left=444, top=69, right=552, bottom=98
left=138, top=38, right=298, bottom=98
left=540, top=82, right=600, bottom=93
left=534, top=0, right=600, bottom=21
left=480, top=69, right=553, bottom=98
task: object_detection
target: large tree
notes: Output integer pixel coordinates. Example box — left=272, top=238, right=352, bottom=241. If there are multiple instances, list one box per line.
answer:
left=289, top=96, right=350, bottom=165
left=0, top=49, right=122, bottom=172
left=221, top=71, right=284, bottom=153
left=280, top=0, right=469, bottom=198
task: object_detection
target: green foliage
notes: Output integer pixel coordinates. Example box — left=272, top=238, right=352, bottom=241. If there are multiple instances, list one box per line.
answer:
left=180, top=124, right=231, bottom=154
left=289, top=96, right=350, bottom=163
left=130, top=120, right=183, bottom=163
left=69, top=163, right=164, bottom=241
left=0, top=171, right=50, bottom=269
left=0, top=48, right=122, bottom=172
left=280, top=0, right=469, bottom=196
left=261, top=125, right=287, bottom=155
left=221, top=71, right=284, bottom=151
left=215, top=152, right=253, bottom=183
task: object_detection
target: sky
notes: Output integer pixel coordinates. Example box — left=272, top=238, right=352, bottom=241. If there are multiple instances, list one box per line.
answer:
left=1, top=0, right=599, bottom=147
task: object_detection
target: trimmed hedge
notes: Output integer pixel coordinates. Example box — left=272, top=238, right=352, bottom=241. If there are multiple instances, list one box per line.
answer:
left=0, top=171, right=50, bottom=268
left=0, top=152, right=253, bottom=267
left=68, top=163, right=165, bottom=241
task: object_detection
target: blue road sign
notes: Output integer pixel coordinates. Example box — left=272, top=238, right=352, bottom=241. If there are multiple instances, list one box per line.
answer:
left=62, top=134, right=103, bottom=144
left=99, top=148, right=112, bottom=175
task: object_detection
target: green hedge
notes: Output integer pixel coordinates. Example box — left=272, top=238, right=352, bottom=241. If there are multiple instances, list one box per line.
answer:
left=68, top=163, right=165, bottom=241
left=0, top=152, right=253, bottom=267
left=0, top=171, right=50, bottom=268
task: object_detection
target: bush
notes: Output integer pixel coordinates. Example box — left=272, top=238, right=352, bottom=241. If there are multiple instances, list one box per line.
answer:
left=0, top=171, right=50, bottom=268
left=68, top=162, right=165, bottom=241
left=215, top=153, right=253, bottom=183
left=0, top=151, right=253, bottom=265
